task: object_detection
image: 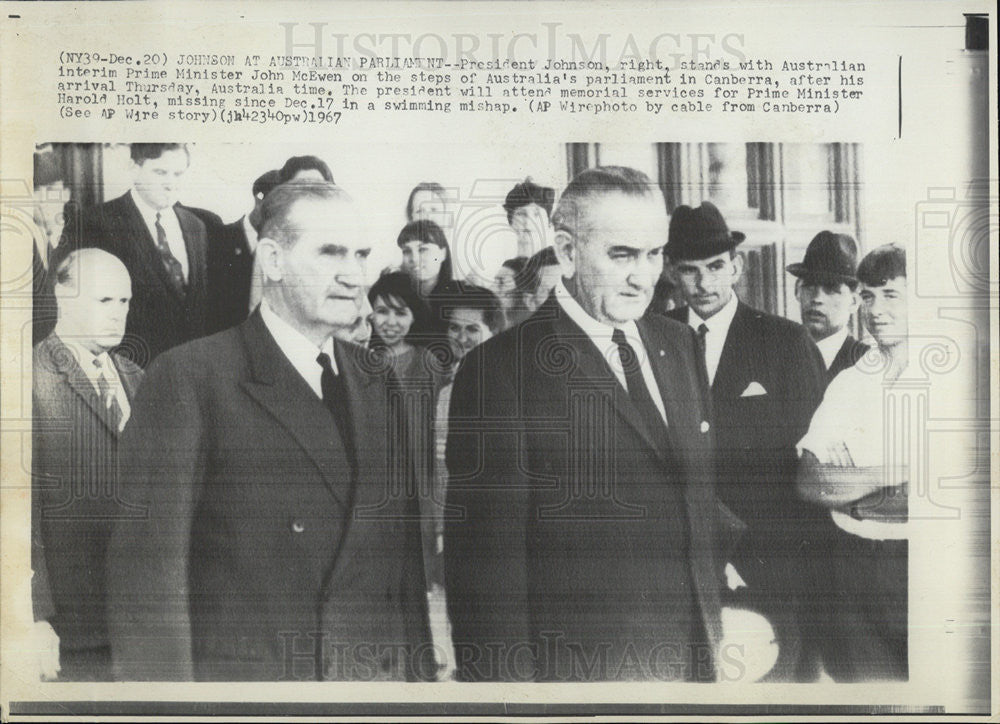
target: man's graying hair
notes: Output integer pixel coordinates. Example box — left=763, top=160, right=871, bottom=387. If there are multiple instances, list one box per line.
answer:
left=551, top=166, right=662, bottom=238
left=259, top=180, right=353, bottom=247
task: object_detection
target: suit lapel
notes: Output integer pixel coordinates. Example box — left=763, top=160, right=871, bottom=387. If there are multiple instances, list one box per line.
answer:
left=237, top=314, right=351, bottom=510
left=548, top=302, right=671, bottom=466
left=123, top=194, right=187, bottom=304
left=45, top=335, right=121, bottom=436
left=177, top=204, right=207, bottom=300
left=828, top=334, right=867, bottom=381
left=110, top=353, right=142, bottom=402
left=711, top=302, right=752, bottom=398
left=637, top=318, right=694, bottom=448
left=637, top=318, right=724, bottom=664
left=331, top=340, right=386, bottom=511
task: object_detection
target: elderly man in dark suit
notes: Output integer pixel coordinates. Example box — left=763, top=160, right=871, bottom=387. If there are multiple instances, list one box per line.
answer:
left=32, top=248, right=144, bottom=681
left=788, top=231, right=870, bottom=382
left=58, top=143, right=209, bottom=365
left=107, top=181, right=433, bottom=682
left=445, top=167, right=739, bottom=683
left=663, top=202, right=827, bottom=680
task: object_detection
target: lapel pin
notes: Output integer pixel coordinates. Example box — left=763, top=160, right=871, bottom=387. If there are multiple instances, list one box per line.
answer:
left=659, top=350, right=665, bottom=356
left=700, top=420, right=710, bottom=433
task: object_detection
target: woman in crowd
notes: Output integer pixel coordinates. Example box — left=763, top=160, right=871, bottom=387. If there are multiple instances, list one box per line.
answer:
left=397, top=220, right=457, bottom=337
left=367, top=271, right=436, bottom=380
left=406, top=181, right=448, bottom=224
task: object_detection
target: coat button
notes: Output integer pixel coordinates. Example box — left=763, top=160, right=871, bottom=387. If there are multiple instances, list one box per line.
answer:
left=291, top=519, right=305, bottom=533
left=700, top=421, right=710, bottom=433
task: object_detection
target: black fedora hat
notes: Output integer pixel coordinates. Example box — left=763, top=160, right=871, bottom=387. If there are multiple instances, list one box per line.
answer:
left=665, top=202, right=745, bottom=261
left=786, top=231, right=859, bottom=285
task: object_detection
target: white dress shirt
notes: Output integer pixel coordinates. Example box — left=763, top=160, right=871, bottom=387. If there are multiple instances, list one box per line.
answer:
left=796, top=360, right=908, bottom=540
left=259, top=299, right=336, bottom=400
left=61, top=338, right=132, bottom=430
left=554, top=280, right=667, bottom=425
left=815, top=326, right=850, bottom=371
left=130, top=189, right=189, bottom=280
left=686, top=293, right=740, bottom=387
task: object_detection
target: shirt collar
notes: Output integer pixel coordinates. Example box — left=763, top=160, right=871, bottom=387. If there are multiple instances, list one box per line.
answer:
left=688, top=291, right=739, bottom=336
left=815, top=326, right=850, bottom=370
left=130, top=188, right=172, bottom=224
left=553, top=279, right=641, bottom=350
left=259, top=299, right=337, bottom=375
left=56, top=335, right=114, bottom=386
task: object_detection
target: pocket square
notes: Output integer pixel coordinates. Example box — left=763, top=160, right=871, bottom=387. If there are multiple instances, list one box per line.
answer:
left=740, top=381, right=767, bottom=397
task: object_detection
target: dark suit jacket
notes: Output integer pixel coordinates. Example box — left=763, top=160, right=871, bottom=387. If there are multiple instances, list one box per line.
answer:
left=32, top=334, right=144, bottom=651
left=106, top=311, right=433, bottom=681
left=205, top=217, right=255, bottom=333
left=444, top=298, right=736, bottom=682
left=666, top=302, right=826, bottom=553
left=59, top=192, right=209, bottom=365
left=827, top=334, right=870, bottom=382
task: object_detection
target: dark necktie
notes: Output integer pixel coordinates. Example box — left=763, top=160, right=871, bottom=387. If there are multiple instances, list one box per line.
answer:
left=696, top=323, right=710, bottom=385
left=317, top=352, right=357, bottom=475
left=611, top=328, right=667, bottom=439
left=93, top=357, right=123, bottom=432
left=154, top=211, right=186, bottom=292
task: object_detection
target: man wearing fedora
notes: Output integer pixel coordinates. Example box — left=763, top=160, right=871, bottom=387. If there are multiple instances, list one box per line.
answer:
left=788, top=231, right=870, bottom=382
left=661, top=201, right=827, bottom=681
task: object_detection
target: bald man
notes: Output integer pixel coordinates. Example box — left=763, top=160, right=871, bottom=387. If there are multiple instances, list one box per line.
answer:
left=107, top=182, right=433, bottom=682
left=32, top=248, right=144, bottom=681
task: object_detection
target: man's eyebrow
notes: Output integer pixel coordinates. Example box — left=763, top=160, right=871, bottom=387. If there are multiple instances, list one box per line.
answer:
left=319, top=244, right=347, bottom=254
left=607, top=245, right=641, bottom=254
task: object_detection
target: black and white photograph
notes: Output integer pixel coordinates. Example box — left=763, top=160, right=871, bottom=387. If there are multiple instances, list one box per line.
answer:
left=0, top=1, right=994, bottom=720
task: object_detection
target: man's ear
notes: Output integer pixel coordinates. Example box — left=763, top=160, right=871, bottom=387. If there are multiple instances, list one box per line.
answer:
left=256, top=237, right=284, bottom=283
left=731, top=251, right=745, bottom=281
left=793, top=277, right=803, bottom=300
left=552, top=229, right=576, bottom=278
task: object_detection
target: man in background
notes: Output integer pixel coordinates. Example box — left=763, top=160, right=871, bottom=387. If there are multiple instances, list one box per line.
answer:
left=58, top=143, right=210, bottom=365
left=32, top=148, right=72, bottom=345
left=206, top=168, right=281, bottom=331
left=278, top=154, right=335, bottom=184
left=503, top=178, right=555, bottom=258
left=32, top=248, right=143, bottom=681
left=797, top=244, right=909, bottom=681
left=788, top=231, right=870, bottom=381
left=664, top=201, right=827, bottom=681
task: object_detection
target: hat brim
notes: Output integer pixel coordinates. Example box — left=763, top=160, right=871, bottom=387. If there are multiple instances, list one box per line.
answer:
left=666, top=231, right=745, bottom=261
left=786, top=263, right=858, bottom=285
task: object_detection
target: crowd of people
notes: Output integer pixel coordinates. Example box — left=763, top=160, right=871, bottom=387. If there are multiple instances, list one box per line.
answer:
left=30, top=143, right=909, bottom=684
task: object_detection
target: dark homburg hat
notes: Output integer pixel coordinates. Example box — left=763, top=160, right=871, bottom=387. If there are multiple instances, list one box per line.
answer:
left=786, top=231, right=860, bottom=285
left=665, top=202, right=745, bottom=261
